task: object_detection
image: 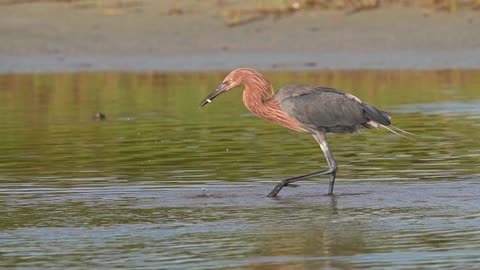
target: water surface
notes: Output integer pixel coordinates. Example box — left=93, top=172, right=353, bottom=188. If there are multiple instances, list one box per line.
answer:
left=1, top=70, right=480, bottom=269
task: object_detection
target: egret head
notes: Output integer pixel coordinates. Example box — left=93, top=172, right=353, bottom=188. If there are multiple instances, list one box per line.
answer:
left=199, top=68, right=257, bottom=107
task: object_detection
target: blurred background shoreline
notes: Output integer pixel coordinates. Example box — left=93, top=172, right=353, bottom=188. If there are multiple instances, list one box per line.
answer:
left=1, top=0, right=479, bottom=73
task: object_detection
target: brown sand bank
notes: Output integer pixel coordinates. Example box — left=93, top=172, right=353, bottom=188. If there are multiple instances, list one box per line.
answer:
left=0, top=0, right=479, bottom=72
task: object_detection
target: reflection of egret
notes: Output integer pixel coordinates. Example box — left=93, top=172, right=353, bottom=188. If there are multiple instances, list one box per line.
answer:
left=328, top=195, right=338, bottom=216
left=201, top=68, right=411, bottom=196
left=250, top=196, right=365, bottom=269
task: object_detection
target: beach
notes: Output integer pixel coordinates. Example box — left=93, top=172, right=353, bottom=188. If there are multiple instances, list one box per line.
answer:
left=1, top=0, right=479, bottom=72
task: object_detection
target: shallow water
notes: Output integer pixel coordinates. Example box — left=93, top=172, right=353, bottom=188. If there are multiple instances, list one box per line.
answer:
left=1, top=70, right=480, bottom=269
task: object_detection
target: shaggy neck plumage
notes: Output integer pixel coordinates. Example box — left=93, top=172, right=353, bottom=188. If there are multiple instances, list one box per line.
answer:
left=241, top=71, right=275, bottom=116
left=239, top=70, right=305, bottom=132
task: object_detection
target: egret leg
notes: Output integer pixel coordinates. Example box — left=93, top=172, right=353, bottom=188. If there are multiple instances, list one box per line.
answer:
left=267, top=132, right=337, bottom=197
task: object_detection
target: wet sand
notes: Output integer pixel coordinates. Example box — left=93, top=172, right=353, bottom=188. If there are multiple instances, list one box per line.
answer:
left=1, top=1, right=480, bottom=72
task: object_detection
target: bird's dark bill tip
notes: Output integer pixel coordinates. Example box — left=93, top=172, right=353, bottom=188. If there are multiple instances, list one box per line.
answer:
left=199, top=98, right=212, bottom=107
left=200, top=81, right=228, bottom=107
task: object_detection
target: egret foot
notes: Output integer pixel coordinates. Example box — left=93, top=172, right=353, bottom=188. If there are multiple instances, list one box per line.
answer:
left=267, top=181, right=286, bottom=197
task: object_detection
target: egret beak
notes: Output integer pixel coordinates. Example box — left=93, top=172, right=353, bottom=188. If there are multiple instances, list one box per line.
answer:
left=200, top=81, right=229, bottom=107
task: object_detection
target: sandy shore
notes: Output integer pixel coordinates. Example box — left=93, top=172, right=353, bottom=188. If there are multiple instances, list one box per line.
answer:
left=1, top=1, right=479, bottom=73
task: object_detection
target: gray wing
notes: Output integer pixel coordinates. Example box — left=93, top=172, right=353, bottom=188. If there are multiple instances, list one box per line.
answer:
left=276, top=84, right=389, bottom=133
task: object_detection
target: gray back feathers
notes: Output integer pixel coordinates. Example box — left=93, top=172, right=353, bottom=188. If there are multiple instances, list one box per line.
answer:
left=276, top=84, right=390, bottom=133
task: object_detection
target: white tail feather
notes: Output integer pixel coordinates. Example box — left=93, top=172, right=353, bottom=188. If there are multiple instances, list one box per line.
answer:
left=390, top=125, right=416, bottom=136
left=379, top=124, right=416, bottom=141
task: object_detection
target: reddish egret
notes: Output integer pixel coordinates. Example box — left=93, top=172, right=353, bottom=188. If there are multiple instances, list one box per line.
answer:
left=200, top=68, right=409, bottom=197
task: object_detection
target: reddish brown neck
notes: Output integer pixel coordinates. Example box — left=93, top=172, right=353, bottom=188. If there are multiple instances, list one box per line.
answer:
left=241, top=75, right=274, bottom=116
left=241, top=72, right=306, bottom=132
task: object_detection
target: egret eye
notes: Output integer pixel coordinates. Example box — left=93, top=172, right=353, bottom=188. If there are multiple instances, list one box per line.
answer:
left=228, top=78, right=234, bottom=84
